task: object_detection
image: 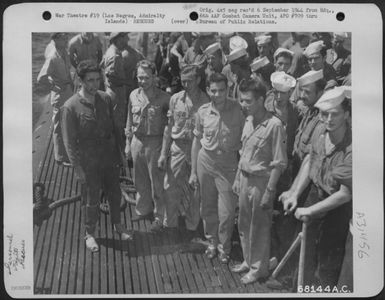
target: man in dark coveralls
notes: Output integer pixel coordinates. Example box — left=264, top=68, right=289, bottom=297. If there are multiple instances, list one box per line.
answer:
left=61, top=60, right=132, bottom=253
left=280, top=86, right=352, bottom=288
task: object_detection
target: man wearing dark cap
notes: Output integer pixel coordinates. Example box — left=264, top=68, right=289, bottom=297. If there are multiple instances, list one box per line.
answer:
left=158, top=65, right=210, bottom=236
left=326, top=32, right=351, bottom=84
left=37, top=32, right=73, bottom=165
left=100, top=32, right=128, bottom=146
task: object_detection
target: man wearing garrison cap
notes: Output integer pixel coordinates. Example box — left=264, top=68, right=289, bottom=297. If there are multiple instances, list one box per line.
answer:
left=203, top=42, right=224, bottom=79
left=158, top=65, right=210, bottom=237
left=281, top=86, right=352, bottom=289
left=37, top=32, right=73, bottom=165
left=326, top=32, right=351, bottom=84
left=255, top=34, right=274, bottom=62
left=274, top=48, right=294, bottom=74
left=250, top=56, right=275, bottom=91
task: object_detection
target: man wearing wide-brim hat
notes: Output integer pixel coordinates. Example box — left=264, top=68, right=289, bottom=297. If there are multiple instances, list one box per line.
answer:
left=281, top=86, right=352, bottom=288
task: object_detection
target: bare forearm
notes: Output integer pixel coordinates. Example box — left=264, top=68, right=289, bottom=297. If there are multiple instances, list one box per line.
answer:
left=308, top=186, right=351, bottom=217
left=267, top=168, right=282, bottom=191
left=160, top=125, right=172, bottom=157
left=290, top=155, right=311, bottom=197
left=191, top=137, right=201, bottom=175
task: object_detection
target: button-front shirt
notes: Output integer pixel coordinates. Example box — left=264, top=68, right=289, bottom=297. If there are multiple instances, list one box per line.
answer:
left=37, top=47, right=73, bottom=91
left=293, top=106, right=322, bottom=162
left=238, top=113, right=288, bottom=176
left=265, top=90, right=300, bottom=159
left=194, top=99, right=245, bottom=152
left=309, top=126, right=352, bottom=195
left=100, top=44, right=126, bottom=89
left=61, top=91, right=121, bottom=167
left=168, top=90, right=210, bottom=140
left=68, top=34, right=103, bottom=67
left=127, top=87, right=170, bottom=137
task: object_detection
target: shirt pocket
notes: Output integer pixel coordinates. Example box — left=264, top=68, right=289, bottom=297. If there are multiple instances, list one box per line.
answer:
left=79, top=112, right=97, bottom=136
left=131, top=105, right=142, bottom=126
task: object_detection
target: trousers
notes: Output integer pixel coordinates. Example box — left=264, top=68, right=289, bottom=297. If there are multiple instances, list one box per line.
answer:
left=197, top=148, right=238, bottom=255
left=238, top=172, right=271, bottom=276
left=131, top=135, right=165, bottom=221
left=164, top=140, right=200, bottom=230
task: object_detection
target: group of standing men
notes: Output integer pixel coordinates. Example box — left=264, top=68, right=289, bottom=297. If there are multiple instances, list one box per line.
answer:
left=37, top=31, right=352, bottom=289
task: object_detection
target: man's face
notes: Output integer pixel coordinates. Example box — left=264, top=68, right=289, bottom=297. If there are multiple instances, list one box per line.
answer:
left=257, top=43, right=270, bottom=57
left=320, top=104, right=349, bottom=132
left=115, top=34, right=129, bottom=50
left=81, top=71, right=101, bottom=96
left=239, top=91, right=264, bottom=116
left=275, top=56, right=292, bottom=73
left=207, top=53, right=222, bottom=69
left=230, top=62, right=242, bottom=80
left=137, top=67, right=155, bottom=91
left=181, top=76, right=200, bottom=93
left=273, top=89, right=290, bottom=105
left=207, top=81, right=227, bottom=107
left=307, top=53, right=324, bottom=71
left=299, top=83, right=319, bottom=107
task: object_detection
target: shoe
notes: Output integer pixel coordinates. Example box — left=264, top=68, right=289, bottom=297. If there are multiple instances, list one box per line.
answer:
left=114, top=224, right=134, bottom=241
left=269, top=257, right=278, bottom=271
left=240, top=270, right=261, bottom=285
left=230, top=261, right=249, bottom=273
left=205, top=245, right=217, bottom=259
left=150, top=218, right=164, bottom=232
left=218, top=252, right=230, bottom=264
left=85, top=234, right=99, bottom=252
left=62, top=161, right=72, bottom=167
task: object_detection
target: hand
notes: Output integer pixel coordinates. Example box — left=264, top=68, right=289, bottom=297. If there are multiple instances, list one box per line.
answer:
left=124, top=142, right=132, bottom=161
left=74, top=166, right=86, bottom=184
left=260, top=189, right=276, bottom=210
left=188, top=173, right=199, bottom=190
left=157, top=154, right=167, bottom=170
left=278, top=190, right=292, bottom=203
left=232, top=180, right=240, bottom=195
left=282, top=194, right=298, bottom=214
left=294, top=207, right=311, bottom=222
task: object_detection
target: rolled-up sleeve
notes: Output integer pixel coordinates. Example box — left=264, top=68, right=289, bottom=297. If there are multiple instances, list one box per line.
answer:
left=61, top=106, right=80, bottom=166
left=269, top=123, right=288, bottom=172
left=105, top=54, right=125, bottom=87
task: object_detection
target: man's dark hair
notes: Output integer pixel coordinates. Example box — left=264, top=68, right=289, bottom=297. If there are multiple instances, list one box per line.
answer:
left=230, top=55, right=250, bottom=69
left=137, top=60, right=157, bottom=75
left=76, top=59, right=101, bottom=80
left=275, top=51, right=293, bottom=63
left=206, top=72, right=228, bottom=87
left=239, top=78, right=267, bottom=100
left=341, top=98, right=351, bottom=114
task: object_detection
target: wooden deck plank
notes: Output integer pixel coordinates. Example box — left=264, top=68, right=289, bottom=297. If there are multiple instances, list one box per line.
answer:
left=141, top=219, right=159, bottom=294
left=163, top=230, right=182, bottom=294
left=132, top=216, right=148, bottom=293
left=195, top=252, right=214, bottom=293
left=99, top=207, right=109, bottom=293
left=127, top=206, right=141, bottom=294
left=106, top=214, right=117, bottom=294
left=36, top=163, right=64, bottom=293
left=185, top=252, right=205, bottom=293
left=68, top=199, right=81, bottom=294
left=121, top=209, right=133, bottom=294
left=59, top=169, right=75, bottom=294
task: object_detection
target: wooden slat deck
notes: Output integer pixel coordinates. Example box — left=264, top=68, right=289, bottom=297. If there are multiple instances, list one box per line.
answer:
left=33, top=104, right=289, bottom=295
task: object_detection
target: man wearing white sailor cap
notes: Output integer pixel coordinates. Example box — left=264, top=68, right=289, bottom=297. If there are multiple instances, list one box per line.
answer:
left=326, top=32, right=351, bottom=84
left=265, top=71, right=301, bottom=263
left=273, top=48, right=294, bottom=74
left=281, top=86, right=352, bottom=288
left=250, top=56, right=275, bottom=90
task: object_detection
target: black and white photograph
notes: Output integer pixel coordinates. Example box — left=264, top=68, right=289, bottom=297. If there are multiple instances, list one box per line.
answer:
left=3, top=3, right=383, bottom=298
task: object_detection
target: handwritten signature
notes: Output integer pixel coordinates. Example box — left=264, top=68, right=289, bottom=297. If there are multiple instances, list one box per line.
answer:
left=4, top=234, right=26, bottom=275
